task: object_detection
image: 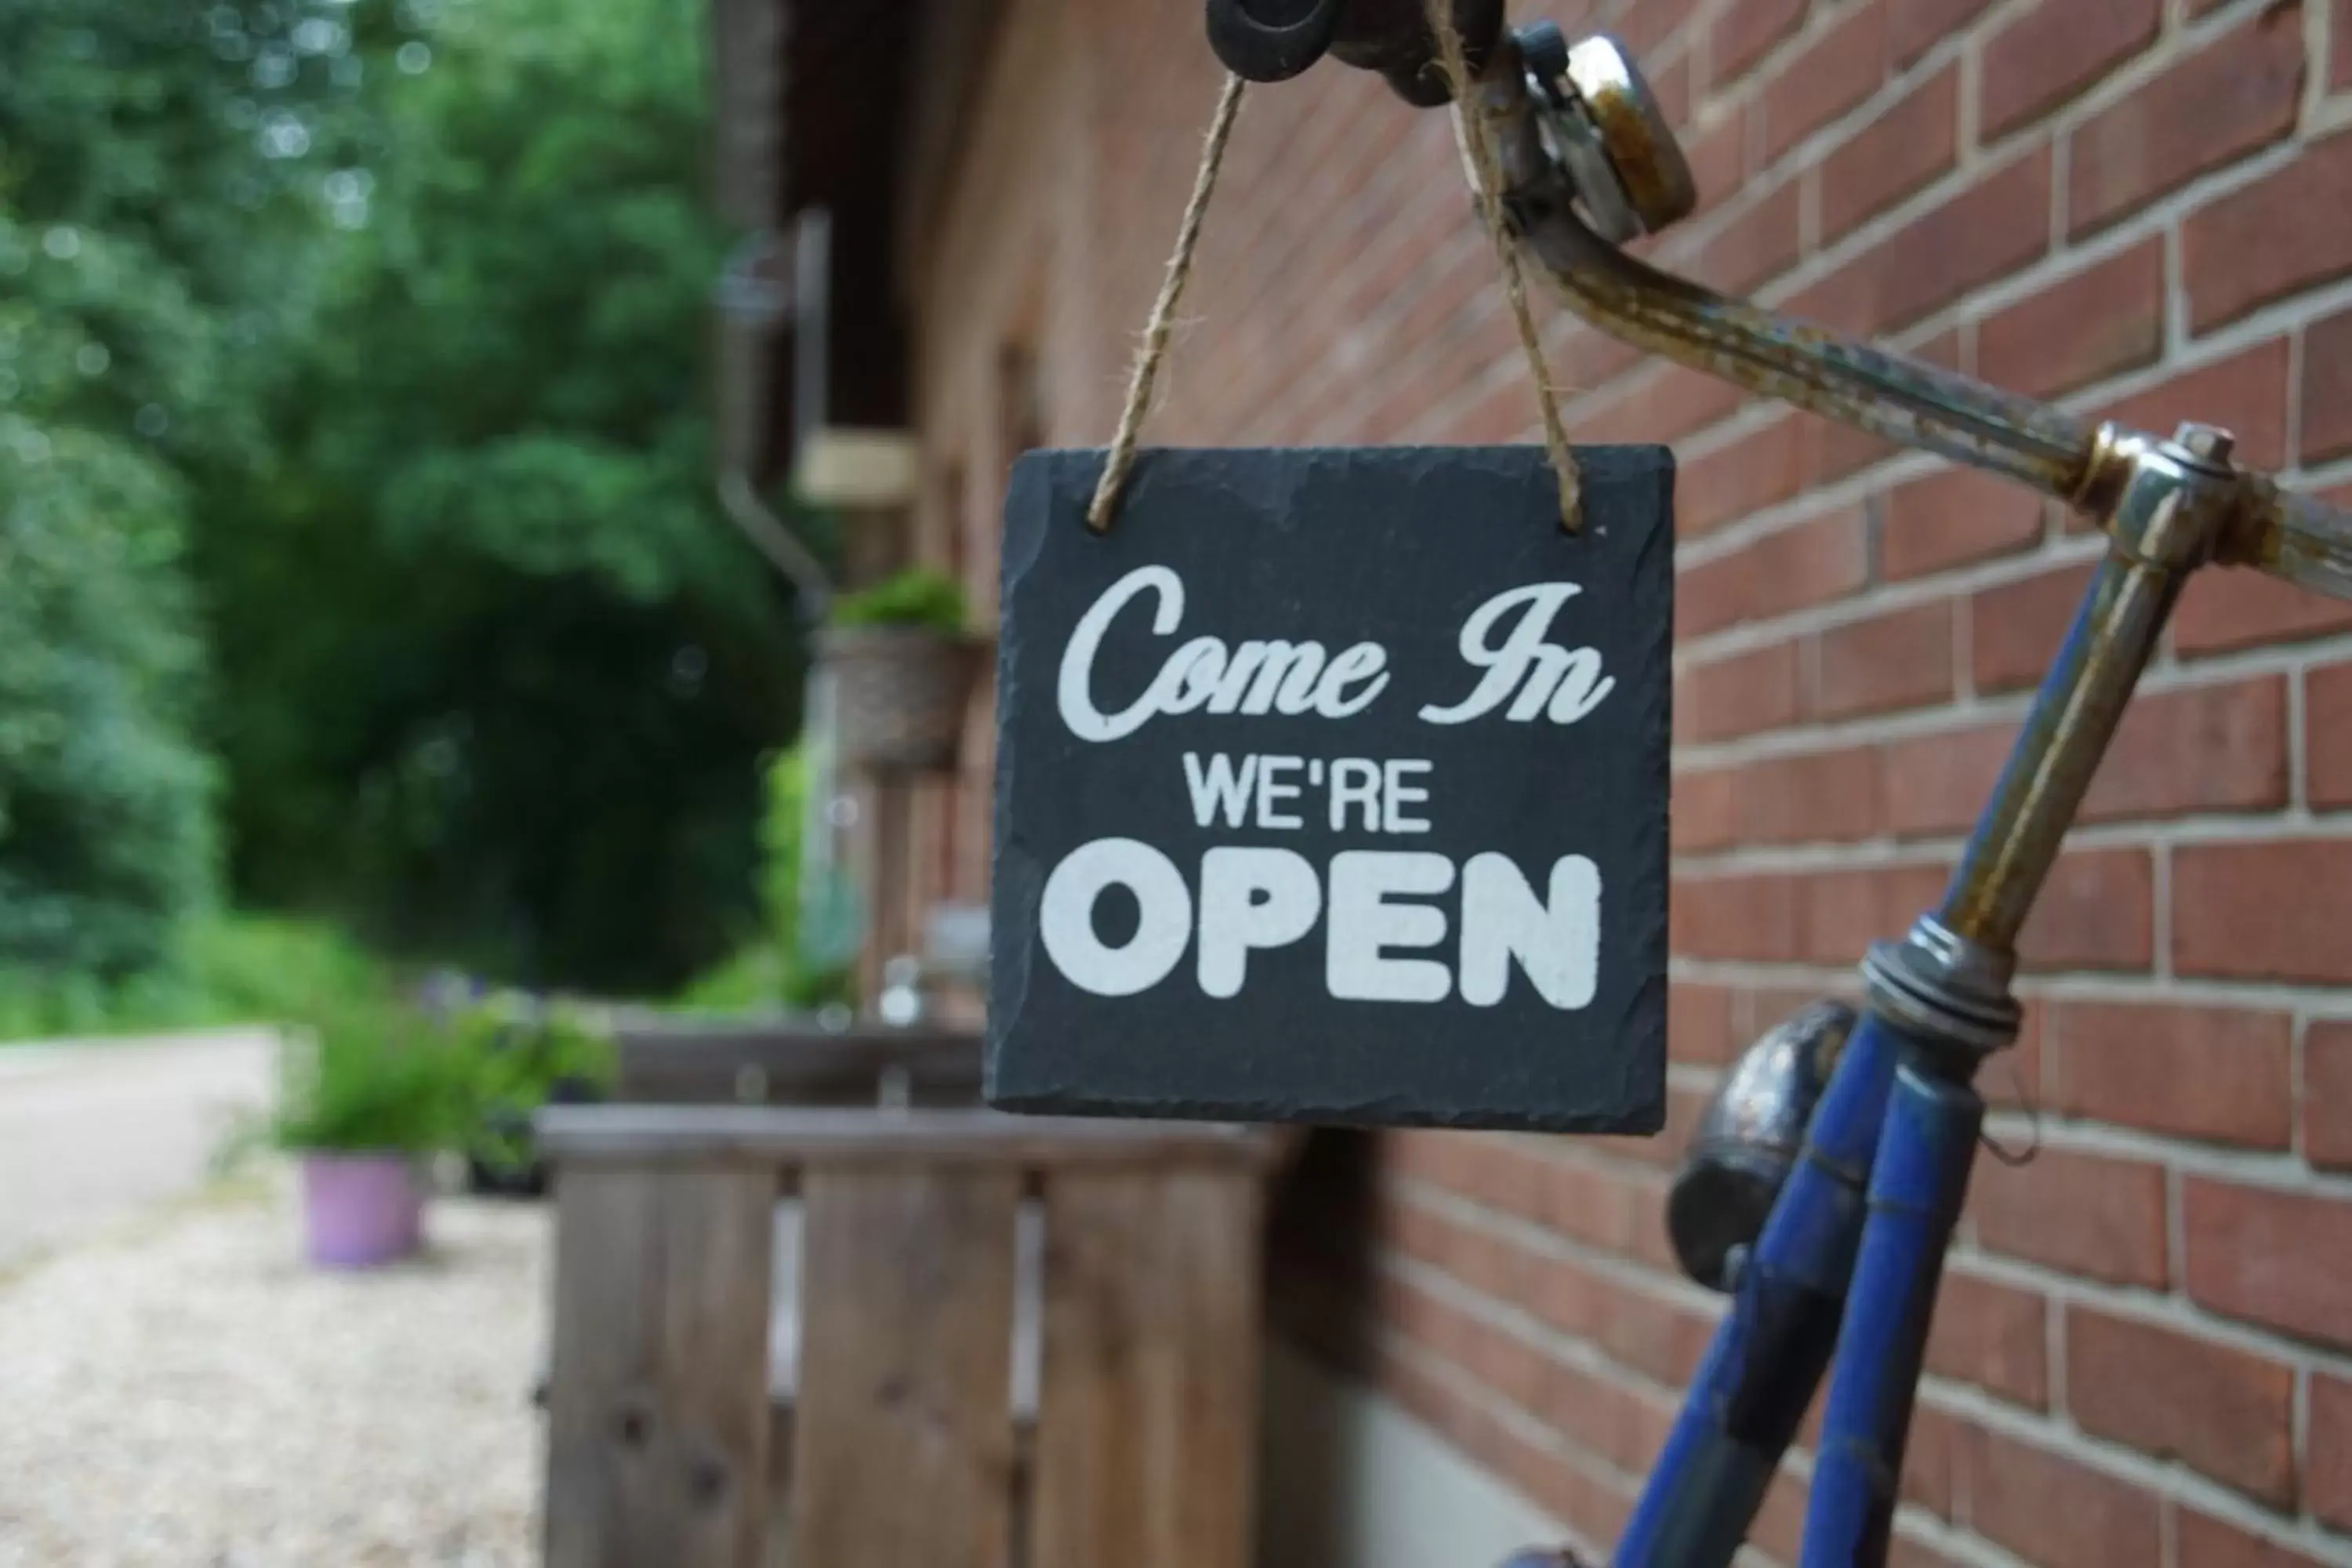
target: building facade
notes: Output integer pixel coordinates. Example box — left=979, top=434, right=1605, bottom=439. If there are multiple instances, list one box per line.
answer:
left=800, top=0, right=2352, bottom=1561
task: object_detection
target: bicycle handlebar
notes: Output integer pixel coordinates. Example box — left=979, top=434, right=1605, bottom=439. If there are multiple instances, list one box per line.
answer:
left=1463, top=30, right=2352, bottom=603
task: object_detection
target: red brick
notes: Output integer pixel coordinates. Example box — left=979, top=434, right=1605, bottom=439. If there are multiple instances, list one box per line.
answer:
left=1613, top=0, right=1697, bottom=56
left=1677, top=508, right=1868, bottom=638
left=2187, top=128, right=2352, bottom=331
left=2081, top=676, right=2290, bottom=822
left=2174, top=839, right=2352, bottom=984
left=2183, top=1178, right=2352, bottom=1348
left=2019, top=847, right=2153, bottom=971
left=1819, top=63, right=1960, bottom=242
left=1673, top=766, right=1738, bottom=852
left=1584, top=1273, right=1719, bottom=1386
left=2306, top=1020, right=2352, bottom=1170
left=1789, top=147, right=2052, bottom=336
left=2065, top=1305, right=2296, bottom=1503
left=1736, top=745, right=1883, bottom=844
left=1969, top=1148, right=2168, bottom=1286
left=1676, top=641, right=1801, bottom=742
left=1583, top=362, right=1744, bottom=447
left=1795, top=861, right=1952, bottom=964
left=1879, top=465, right=2045, bottom=580
left=1882, top=720, right=2009, bottom=837
left=2173, top=566, right=2352, bottom=658
left=2312, top=1371, right=2352, bottom=1532
left=1811, top=601, right=1955, bottom=719
left=1712, top=0, right=1809, bottom=86
left=1754, top=2, right=1888, bottom=165
left=2172, top=1509, right=2337, bottom=1567
left=1668, top=982, right=1737, bottom=1066
left=2301, top=306, right=2352, bottom=462
left=2068, top=8, right=2304, bottom=237
left=1677, top=415, right=1813, bottom=537
left=1889, top=0, right=1994, bottom=67
left=1901, top=1400, right=1964, bottom=1518
left=1682, top=113, right=1746, bottom=213
left=1534, top=1157, right=1643, bottom=1253
left=1922, top=1269, right=2046, bottom=1408
left=1674, top=871, right=1803, bottom=963
left=2315, top=662, right=2352, bottom=808
left=1886, top=1534, right=1966, bottom=1568
left=1956, top=1421, right=2163, bottom=1568
left=1975, top=238, right=2166, bottom=400
left=1694, top=178, right=1803, bottom=294
left=1970, top=559, right=2096, bottom=694
left=2103, top=338, right=2291, bottom=471
left=1980, top=0, right=2160, bottom=142
left=2049, top=1001, right=2294, bottom=1148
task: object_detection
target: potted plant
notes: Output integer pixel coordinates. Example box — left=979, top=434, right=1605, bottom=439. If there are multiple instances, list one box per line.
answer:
left=269, top=1004, right=470, bottom=1269
left=817, top=568, right=985, bottom=775
left=452, top=989, right=616, bottom=1198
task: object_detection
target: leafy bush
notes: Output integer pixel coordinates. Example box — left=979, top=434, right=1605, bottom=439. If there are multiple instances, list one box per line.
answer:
left=0, top=913, right=396, bottom=1044
left=443, top=988, right=615, bottom=1173
left=674, top=744, right=860, bottom=1014
left=194, top=0, right=801, bottom=991
left=0, top=241, right=219, bottom=982
left=827, top=569, right=968, bottom=633
left=270, top=1004, right=471, bottom=1155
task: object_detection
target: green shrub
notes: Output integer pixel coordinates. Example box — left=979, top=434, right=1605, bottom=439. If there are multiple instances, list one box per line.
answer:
left=446, top=988, right=615, bottom=1172
left=826, top=568, right=967, bottom=633
left=0, top=913, right=397, bottom=1045
left=269, top=1004, right=471, bottom=1155
left=673, top=743, right=862, bottom=1014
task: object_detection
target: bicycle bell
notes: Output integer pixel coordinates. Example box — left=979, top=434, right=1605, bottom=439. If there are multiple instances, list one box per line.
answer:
left=1515, top=24, right=1697, bottom=244
left=1667, top=1000, right=1857, bottom=1292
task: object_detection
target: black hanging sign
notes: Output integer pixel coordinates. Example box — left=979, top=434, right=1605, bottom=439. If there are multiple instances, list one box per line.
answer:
left=985, top=445, right=1675, bottom=1133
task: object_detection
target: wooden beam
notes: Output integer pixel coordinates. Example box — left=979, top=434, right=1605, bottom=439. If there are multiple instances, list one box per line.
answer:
left=789, top=1167, right=1022, bottom=1568
left=544, top=1165, right=779, bottom=1568
left=537, top=1105, right=1287, bottom=1170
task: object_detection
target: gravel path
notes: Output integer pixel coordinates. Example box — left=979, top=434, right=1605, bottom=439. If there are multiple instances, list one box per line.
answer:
left=0, top=1173, right=549, bottom=1567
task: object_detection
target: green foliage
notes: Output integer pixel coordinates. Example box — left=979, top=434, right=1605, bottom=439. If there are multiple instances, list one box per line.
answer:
left=828, top=569, right=969, bottom=633
left=177, top=912, right=396, bottom=1022
left=196, top=0, right=802, bottom=990
left=0, top=415, right=215, bottom=978
left=673, top=744, right=860, bottom=1014
left=0, top=912, right=397, bottom=1044
left=0, top=0, right=412, bottom=989
left=445, top=987, right=614, bottom=1171
left=269, top=1004, right=470, bottom=1154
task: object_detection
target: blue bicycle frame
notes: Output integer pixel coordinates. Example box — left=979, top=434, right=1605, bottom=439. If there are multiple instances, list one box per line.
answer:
left=1199, top=7, right=2352, bottom=1565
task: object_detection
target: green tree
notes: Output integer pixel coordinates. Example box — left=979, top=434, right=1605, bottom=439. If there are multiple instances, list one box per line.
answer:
left=199, top=0, right=801, bottom=991
left=0, top=0, right=390, bottom=981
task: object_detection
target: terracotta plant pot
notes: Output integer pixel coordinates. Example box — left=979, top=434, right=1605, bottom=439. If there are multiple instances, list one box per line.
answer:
left=818, top=625, right=985, bottom=776
left=299, top=1152, right=424, bottom=1269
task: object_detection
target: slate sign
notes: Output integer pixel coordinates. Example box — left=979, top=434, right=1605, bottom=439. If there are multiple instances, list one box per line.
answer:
left=985, top=445, right=1674, bottom=1134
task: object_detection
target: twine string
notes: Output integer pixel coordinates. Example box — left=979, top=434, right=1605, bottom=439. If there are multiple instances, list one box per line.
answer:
left=1087, top=7, right=1581, bottom=534
left=1425, top=0, right=1581, bottom=531
left=1086, top=71, right=1248, bottom=532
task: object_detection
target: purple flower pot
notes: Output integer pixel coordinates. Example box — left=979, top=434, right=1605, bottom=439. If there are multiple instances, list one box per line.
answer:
left=299, top=1152, right=425, bottom=1269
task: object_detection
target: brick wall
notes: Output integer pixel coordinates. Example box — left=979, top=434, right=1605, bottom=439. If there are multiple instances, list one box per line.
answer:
left=895, top=0, right=2352, bottom=1561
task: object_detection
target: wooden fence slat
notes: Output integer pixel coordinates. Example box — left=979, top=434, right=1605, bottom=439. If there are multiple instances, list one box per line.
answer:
left=544, top=1166, right=778, bottom=1568
left=789, top=1167, right=1022, bottom=1568
left=1030, top=1168, right=1264, bottom=1568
